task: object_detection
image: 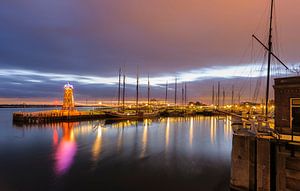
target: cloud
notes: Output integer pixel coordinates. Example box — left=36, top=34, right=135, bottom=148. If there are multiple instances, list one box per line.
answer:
left=0, top=0, right=299, bottom=101
left=0, top=64, right=275, bottom=86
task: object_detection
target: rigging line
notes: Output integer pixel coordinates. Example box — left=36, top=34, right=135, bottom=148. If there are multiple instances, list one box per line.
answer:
left=229, top=38, right=254, bottom=97
left=250, top=37, right=266, bottom=102
left=253, top=56, right=265, bottom=103
left=276, top=62, right=282, bottom=77
left=257, top=51, right=268, bottom=103
left=273, top=4, right=287, bottom=76
left=235, top=0, right=270, bottom=101
left=237, top=47, right=263, bottom=95
left=251, top=37, right=254, bottom=65
left=273, top=1, right=285, bottom=66
left=254, top=0, right=270, bottom=34
left=252, top=34, right=290, bottom=70
left=271, top=58, right=276, bottom=78
left=233, top=38, right=253, bottom=75
left=273, top=4, right=282, bottom=74
left=273, top=61, right=278, bottom=77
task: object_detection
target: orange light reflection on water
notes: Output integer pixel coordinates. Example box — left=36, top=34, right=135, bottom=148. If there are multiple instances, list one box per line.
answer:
left=140, top=119, right=148, bottom=158
left=189, top=117, right=194, bottom=147
left=92, top=127, right=103, bottom=162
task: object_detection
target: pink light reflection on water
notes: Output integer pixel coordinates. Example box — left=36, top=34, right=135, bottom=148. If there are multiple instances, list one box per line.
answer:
left=53, top=123, right=77, bottom=176
left=55, top=140, right=77, bottom=176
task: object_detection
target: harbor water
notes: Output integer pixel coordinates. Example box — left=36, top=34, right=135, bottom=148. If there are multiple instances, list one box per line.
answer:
left=0, top=108, right=232, bottom=191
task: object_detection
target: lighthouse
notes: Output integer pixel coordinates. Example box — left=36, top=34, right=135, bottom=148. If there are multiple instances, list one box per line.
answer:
left=62, top=82, right=75, bottom=110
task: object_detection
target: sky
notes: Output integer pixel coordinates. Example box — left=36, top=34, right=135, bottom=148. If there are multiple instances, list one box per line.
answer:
left=1, top=0, right=300, bottom=104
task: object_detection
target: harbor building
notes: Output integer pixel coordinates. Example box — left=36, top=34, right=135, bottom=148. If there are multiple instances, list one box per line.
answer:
left=274, top=76, right=300, bottom=135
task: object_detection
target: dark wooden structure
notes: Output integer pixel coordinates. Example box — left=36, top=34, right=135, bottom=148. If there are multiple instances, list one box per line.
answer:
left=13, top=110, right=105, bottom=124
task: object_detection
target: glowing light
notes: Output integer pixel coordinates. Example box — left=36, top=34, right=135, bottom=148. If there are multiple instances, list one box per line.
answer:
left=64, top=82, right=73, bottom=89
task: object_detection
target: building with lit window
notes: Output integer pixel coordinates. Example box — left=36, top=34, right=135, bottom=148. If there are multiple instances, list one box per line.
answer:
left=274, top=76, right=300, bottom=134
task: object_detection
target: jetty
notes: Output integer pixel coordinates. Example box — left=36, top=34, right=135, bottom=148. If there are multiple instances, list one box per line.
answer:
left=13, top=110, right=106, bottom=124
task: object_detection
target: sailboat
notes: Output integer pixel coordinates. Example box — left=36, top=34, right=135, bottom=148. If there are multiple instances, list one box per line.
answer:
left=105, top=68, right=159, bottom=120
left=252, top=0, right=290, bottom=121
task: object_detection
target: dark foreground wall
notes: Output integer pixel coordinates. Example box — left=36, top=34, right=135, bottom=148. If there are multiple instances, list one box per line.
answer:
left=231, top=133, right=300, bottom=191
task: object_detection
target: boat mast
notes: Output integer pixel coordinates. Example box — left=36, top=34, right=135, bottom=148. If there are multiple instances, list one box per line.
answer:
left=165, top=81, right=168, bottom=105
left=265, top=0, right=274, bottom=120
left=175, top=77, right=177, bottom=106
left=181, top=83, right=184, bottom=105
left=147, top=74, right=150, bottom=106
left=212, top=84, right=215, bottom=105
left=231, top=85, right=234, bottom=105
left=118, top=68, right=121, bottom=106
left=222, top=88, right=225, bottom=106
left=217, top=82, right=220, bottom=109
left=136, top=65, right=139, bottom=113
left=184, top=82, right=187, bottom=105
left=122, top=74, right=126, bottom=110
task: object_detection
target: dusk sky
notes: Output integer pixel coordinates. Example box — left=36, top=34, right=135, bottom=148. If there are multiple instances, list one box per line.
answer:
left=1, top=0, right=300, bottom=104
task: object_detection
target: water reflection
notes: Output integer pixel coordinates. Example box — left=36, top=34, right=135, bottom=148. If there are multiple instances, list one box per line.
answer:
left=53, top=128, right=59, bottom=146
left=140, top=119, right=148, bottom=158
left=165, top=118, right=170, bottom=151
left=92, top=127, right=103, bottom=162
left=210, top=117, right=215, bottom=144
left=54, top=122, right=77, bottom=176
left=117, top=127, right=123, bottom=152
left=8, top=115, right=233, bottom=190
left=189, top=117, right=193, bottom=147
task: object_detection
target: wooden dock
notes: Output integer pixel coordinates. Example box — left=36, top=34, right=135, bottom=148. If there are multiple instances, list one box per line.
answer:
left=12, top=107, right=221, bottom=125
left=13, top=110, right=106, bottom=124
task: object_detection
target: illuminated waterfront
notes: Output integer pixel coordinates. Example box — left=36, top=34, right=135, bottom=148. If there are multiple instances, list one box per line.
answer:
left=0, top=108, right=232, bottom=191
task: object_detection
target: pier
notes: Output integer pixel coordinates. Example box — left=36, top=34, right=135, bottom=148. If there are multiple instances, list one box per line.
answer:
left=12, top=105, right=218, bottom=125
left=13, top=110, right=106, bottom=124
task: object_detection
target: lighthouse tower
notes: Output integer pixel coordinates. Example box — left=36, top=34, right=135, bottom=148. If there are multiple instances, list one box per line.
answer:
left=62, top=82, right=75, bottom=110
